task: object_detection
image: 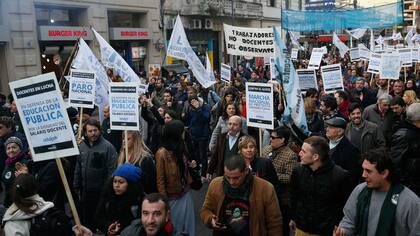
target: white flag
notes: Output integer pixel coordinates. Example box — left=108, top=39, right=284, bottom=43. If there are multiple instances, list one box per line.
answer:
left=288, top=31, right=304, bottom=51
left=206, top=53, right=215, bottom=82
left=346, top=28, right=367, bottom=39
left=72, top=38, right=109, bottom=121
left=370, top=29, right=375, bottom=51
left=412, top=33, right=419, bottom=42
left=405, top=27, right=415, bottom=47
left=167, top=15, right=215, bottom=88
left=333, top=32, right=350, bottom=58
left=376, top=35, right=385, bottom=45
left=92, top=28, right=141, bottom=84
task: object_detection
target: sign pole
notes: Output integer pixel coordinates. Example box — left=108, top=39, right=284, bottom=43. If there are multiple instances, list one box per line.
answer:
left=77, top=108, right=84, bottom=141
left=56, top=158, right=81, bottom=228
left=124, top=130, right=129, bottom=163
left=388, top=79, right=390, bottom=94
left=259, top=128, right=263, bottom=157
left=404, top=67, right=407, bottom=82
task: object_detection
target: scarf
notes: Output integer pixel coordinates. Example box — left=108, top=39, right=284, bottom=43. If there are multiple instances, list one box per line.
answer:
left=222, top=172, right=253, bottom=201
left=5, top=152, right=25, bottom=166
left=355, top=183, right=404, bottom=236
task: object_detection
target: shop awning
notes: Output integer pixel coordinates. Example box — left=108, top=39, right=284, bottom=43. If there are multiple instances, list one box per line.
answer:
left=162, top=64, right=189, bottom=75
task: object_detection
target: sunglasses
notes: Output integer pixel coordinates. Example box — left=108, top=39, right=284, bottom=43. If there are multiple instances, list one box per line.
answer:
left=270, top=136, right=282, bottom=139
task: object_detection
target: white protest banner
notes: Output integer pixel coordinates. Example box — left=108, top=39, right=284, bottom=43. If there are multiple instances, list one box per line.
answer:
left=71, top=38, right=109, bottom=121
left=358, top=44, right=371, bottom=61
left=220, top=63, right=231, bottom=83
left=109, top=83, right=139, bottom=130
left=92, top=28, right=140, bottom=83
left=380, top=53, right=401, bottom=80
left=333, top=32, right=349, bottom=58
left=224, top=24, right=274, bottom=57
left=9, top=72, right=79, bottom=161
left=296, top=69, right=318, bottom=94
left=246, top=82, right=274, bottom=130
left=69, top=70, right=96, bottom=108
left=308, top=48, right=324, bottom=70
left=367, top=53, right=382, bottom=74
left=398, top=48, right=412, bottom=67
left=167, top=16, right=215, bottom=88
left=138, top=84, right=148, bottom=95
left=374, top=45, right=383, bottom=52
left=350, top=48, right=360, bottom=61
left=291, top=48, right=298, bottom=60
left=412, top=48, right=419, bottom=63
left=321, top=64, right=344, bottom=94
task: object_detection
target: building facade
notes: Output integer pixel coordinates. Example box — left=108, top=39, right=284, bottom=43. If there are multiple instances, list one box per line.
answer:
left=0, top=0, right=162, bottom=94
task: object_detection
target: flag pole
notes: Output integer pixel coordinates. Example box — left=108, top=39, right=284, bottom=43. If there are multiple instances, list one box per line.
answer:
left=59, top=37, right=82, bottom=91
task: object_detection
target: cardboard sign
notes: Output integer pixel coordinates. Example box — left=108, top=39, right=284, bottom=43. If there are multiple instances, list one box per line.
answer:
left=350, top=48, right=360, bottom=61
left=308, top=48, right=324, bottom=70
left=321, top=64, right=344, bottom=94
left=69, top=70, right=96, bottom=108
left=246, top=83, right=274, bottom=130
left=9, top=72, right=79, bottom=161
left=367, top=53, right=381, bottom=74
left=224, top=24, right=275, bottom=57
left=220, top=63, right=231, bottom=83
left=109, top=83, right=139, bottom=130
left=297, top=69, right=318, bottom=94
left=398, top=48, right=412, bottom=67
left=291, top=48, right=298, bottom=60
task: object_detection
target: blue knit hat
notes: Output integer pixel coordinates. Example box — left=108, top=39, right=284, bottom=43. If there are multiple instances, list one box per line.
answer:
left=114, top=164, right=142, bottom=183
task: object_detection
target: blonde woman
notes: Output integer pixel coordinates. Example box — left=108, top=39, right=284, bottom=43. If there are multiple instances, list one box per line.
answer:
left=402, top=90, right=420, bottom=106
left=117, top=131, right=157, bottom=194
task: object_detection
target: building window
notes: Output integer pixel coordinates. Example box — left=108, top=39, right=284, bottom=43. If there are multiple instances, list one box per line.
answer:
left=108, top=11, right=147, bottom=28
left=267, top=0, right=276, bottom=7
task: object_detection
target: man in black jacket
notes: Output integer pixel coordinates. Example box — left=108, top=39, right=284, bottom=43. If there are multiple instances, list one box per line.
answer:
left=391, top=103, right=420, bottom=196
left=289, top=136, right=352, bottom=235
left=325, top=117, right=361, bottom=185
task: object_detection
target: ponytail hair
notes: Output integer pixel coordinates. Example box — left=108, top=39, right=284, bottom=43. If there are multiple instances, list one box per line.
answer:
left=11, top=174, right=40, bottom=214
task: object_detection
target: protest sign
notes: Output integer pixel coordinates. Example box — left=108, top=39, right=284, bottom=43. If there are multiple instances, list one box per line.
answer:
left=321, top=64, right=344, bottom=94
left=246, top=83, right=274, bottom=130
left=308, top=48, right=324, bottom=70
left=398, top=48, right=412, bottom=67
left=148, top=64, right=161, bottom=76
left=224, top=24, right=275, bottom=57
left=296, top=69, right=318, bottom=95
left=291, top=48, right=298, bottom=60
left=109, top=83, right=139, bottom=130
left=367, top=53, right=381, bottom=74
left=138, top=84, right=148, bottom=95
left=350, top=48, right=360, bottom=61
left=374, top=45, right=383, bottom=52
left=9, top=72, right=79, bottom=161
left=220, top=63, right=231, bottom=83
left=412, top=48, right=418, bottom=63
left=380, top=53, right=401, bottom=80
left=358, top=44, right=371, bottom=61
left=69, top=70, right=96, bottom=108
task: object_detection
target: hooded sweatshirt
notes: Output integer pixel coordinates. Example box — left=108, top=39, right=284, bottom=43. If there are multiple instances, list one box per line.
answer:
left=2, top=194, right=54, bottom=236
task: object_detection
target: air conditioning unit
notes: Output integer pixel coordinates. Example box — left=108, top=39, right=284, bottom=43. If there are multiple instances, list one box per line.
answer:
left=166, top=18, right=176, bottom=29
left=204, top=19, right=213, bottom=29
left=190, top=19, right=202, bottom=29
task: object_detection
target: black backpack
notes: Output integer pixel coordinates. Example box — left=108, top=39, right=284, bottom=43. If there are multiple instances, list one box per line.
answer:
left=30, top=207, right=72, bottom=236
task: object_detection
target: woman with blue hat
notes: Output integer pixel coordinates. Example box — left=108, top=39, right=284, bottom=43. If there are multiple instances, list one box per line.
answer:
left=95, top=163, right=144, bottom=236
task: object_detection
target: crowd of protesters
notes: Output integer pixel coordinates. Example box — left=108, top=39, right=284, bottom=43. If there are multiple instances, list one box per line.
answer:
left=0, top=44, right=418, bottom=236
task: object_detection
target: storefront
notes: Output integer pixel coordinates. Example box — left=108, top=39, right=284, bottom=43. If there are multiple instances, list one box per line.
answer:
left=38, top=26, right=93, bottom=79
left=108, top=27, right=151, bottom=74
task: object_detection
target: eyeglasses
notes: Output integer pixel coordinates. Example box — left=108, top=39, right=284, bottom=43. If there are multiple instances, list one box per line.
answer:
left=270, top=136, right=282, bottom=139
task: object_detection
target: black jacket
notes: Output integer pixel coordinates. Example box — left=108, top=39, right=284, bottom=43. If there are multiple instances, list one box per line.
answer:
left=391, top=120, right=420, bottom=196
left=290, top=160, right=352, bottom=235
left=329, top=136, right=361, bottom=185
left=250, top=157, right=281, bottom=199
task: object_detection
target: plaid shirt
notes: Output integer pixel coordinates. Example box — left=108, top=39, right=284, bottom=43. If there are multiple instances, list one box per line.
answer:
left=262, top=145, right=299, bottom=206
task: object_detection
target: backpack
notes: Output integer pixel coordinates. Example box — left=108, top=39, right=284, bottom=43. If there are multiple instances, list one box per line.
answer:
left=30, top=207, right=72, bottom=236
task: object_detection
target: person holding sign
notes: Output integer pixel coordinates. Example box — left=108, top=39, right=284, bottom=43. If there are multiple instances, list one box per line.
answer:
left=1, top=136, right=31, bottom=207
left=74, top=119, right=117, bottom=231
left=116, top=131, right=157, bottom=194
